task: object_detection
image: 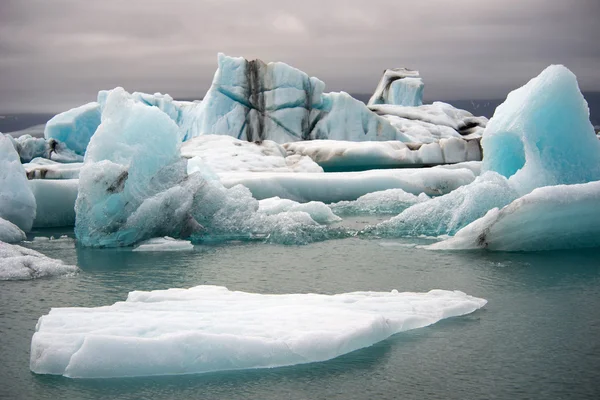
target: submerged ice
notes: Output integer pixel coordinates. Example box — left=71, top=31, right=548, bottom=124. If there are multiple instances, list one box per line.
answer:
left=30, top=285, right=486, bottom=378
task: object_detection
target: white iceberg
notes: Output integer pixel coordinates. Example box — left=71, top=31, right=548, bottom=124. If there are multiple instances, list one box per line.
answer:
left=283, top=138, right=481, bottom=171
left=44, top=102, right=101, bottom=155
left=429, top=180, right=600, bottom=251
left=373, top=172, right=518, bottom=237
left=258, top=197, right=341, bottom=224
left=30, top=285, right=486, bottom=378
left=0, top=217, right=26, bottom=243
left=331, top=189, right=429, bottom=216
left=219, top=167, right=476, bottom=203
left=24, top=159, right=83, bottom=180
left=368, top=68, right=424, bottom=107
left=181, top=135, right=322, bottom=173
left=0, top=134, right=37, bottom=232
left=30, top=179, right=78, bottom=228
left=0, top=241, right=78, bottom=280
left=133, top=237, right=194, bottom=252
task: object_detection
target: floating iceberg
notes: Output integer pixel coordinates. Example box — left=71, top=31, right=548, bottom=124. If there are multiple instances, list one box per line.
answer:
left=76, top=88, right=337, bottom=247
left=133, top=237, right=194, bottom=252
left=283, top=138, right=481, bottom=171
left=181, top=135, right=322, bottom=173
left=258, top=197, right=341, bottom=224
left=30, top=179, right=78, bottom=228
left=196, top=53, right=399, bottom=143
left=429, top=180, right=600, bottom=251
left=0, top=134, right=36, bottom=232
left=481, top=65, right=600, bottom=195
left=0, top=218, right=26, bottom=243
left=30, top=285, right=486, bottom=378
left=6, top=134, right=83, bottom=164
left=373, top=172, right=518, bottom=237
left=0, top=241, right=78, bottom=280
left=44, top=102, right=101, bottom=156
left=331, top=189, right=429, bottom=216
left=24, top=159, right=83, bottom=180
left=368, top=68, right=424, bottom=107
left=219, top=167, right=476, bottom=203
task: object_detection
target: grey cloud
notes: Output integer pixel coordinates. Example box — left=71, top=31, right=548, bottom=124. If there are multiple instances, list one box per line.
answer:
left=0, top=0, right=598, bottom=112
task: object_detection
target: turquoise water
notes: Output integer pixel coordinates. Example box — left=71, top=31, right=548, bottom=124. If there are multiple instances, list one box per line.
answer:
left=1, top=226, right=600, bottom=399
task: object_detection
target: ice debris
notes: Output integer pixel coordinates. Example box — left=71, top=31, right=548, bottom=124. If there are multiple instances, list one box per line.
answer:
left=133, top=237, right=194, bottom=252
left=331, top=189, right=429, bottom=216
left=30, top=285, right=486, bottom=378
left=429, top=180, right=600, bottom=251
left=0, top=241, right=78, bottom=280
left=258, top=197, right=341, bottom=224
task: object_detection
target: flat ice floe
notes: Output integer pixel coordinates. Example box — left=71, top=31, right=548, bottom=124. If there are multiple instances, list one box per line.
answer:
left=30, top=285, right=486, bottom=378
left=0, top=241, right=78, bottom=280
left=133, top=237, right=194, bottom=252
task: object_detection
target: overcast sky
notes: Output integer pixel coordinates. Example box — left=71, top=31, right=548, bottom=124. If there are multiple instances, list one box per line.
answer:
left=1, top=0, right=599, bottom=113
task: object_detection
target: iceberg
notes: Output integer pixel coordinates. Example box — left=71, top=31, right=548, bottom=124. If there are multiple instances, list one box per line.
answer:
left=30, top=179, right=78, bottom=228
left=373, top=172, right=518, bottom=237
left=332, top=189, right=429, bottom=216
left=75, top=88, right=337, bottom=247
left=133, top=237, right=194, bottom=252
left=0, top=134, right=37, bottom=232
left=0, top=217, right=26, bottom=243
left=429, top=180, right=600, bottom=251
left=0, top=241, right=78, bottom=280
left=6, top=134, right=82, bottom=164
left=24, top=159, right=83, bottom=180
left=196, top=53, right=399, bottom=143
left=368, top=68, right=424, bottom=107
left=30, top=285, right=486, bottom=378
left=481, top=65, right=600, bottom=194
left=258, top=197, right=341, bottom=224
left=44, top=102, right=101, bottom=155
left=219, top=167, right=476, bottom=203
left=182, top=135, right=322, bottom=173
left=283, top=138, right=481, bottom=171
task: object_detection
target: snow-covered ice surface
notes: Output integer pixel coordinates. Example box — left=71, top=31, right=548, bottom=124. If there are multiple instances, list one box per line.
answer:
left=368, top=68, right=423, bottom=107
left=133, top=237, right=194, bottom=252
left=331, top=189, right=429, bottom=216
left=0, top=134, right=37, bottom=232
left=258, top=197, right=341, bottom=224
left=30, top=285, right=486, bottom=378
left=30, top=179, right=78, bottom=228
left=219, top=167, right=476, bottom=203
left=284, top=138, right=481, bottom=171
left=0, top=217, right=26, bottom=243
left=182, top=135, right=322, bottom=173
left=481, top=65, right=600, bottom=195
left=44, top=102, right=101, bottom=156
left=429, top=180, right=600, bottom=251
left=374, top=172, right=518, bottom=237
left=0, top=241, right=78, bottom=280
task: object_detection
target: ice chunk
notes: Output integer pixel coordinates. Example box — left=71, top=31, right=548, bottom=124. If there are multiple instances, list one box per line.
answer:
left=196, top=53, right=398, bottom=143
left=219, top=167, right=476, bottom=203
left=331, top=189, right=429, bottom=216
left=283, top=138, right=481, bottom=172
left=76, top=88, right=336, bottom=247
left=258, top=197, right=341, bottom=224
left=429, top=180, right=600, bottom=251
left=0, top=241, right=78, bottom=280
left=373, top=172, right=518, bottom=237
left=133, top=237, right=194, bottom=252
left=44, top=102, right=101, bottom=155
left=30, top=285, right=486, bottom=378
left=6, top=134, right=83, bottom=164
left=30, top=179, right=78, bottom=228
left=368, top=68, right=424, bottom=107
left=181, top=135, right=322, bottom=173
left=0, top=134, right=36, bottom=231
left=481, top=65, right=600, bottom=195
left=24, top=159, right=83, bottom=180
left=0, top=218, right=26, bottom=243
